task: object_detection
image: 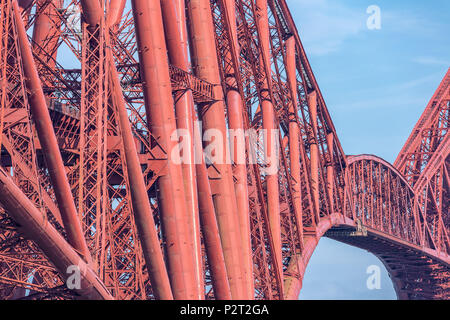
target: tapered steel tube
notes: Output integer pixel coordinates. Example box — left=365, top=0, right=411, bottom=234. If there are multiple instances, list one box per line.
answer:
left=108, top=53, right=173, bottom=300
left=186, top=0, right=246, bottom=299
left=285, top=37, right=304, bottom=244
left=79, top=0, right=102, bottom=27
left=326, top=133, right=335, bottom=212
left=107, top=0, right=126, bottom=27
left=222, top=0, right=253, bottom=299
left=13, top=0, right=92, bottom=264
left=160, top=0, right=203, bottom=299
left=32, top=0, right=63, bottom=86
left=256, top=0, right=282, bottom=282
left=18, top=0, right=32, bottom=22
left=227, top=90, right=254, bottom=297
left=283, top=255, right=304, bottom=300
left=0, top=168, right=113, bottom=300
left=308, top=91, right=320, bottom=220
left=196, top=165, right=232, bottom=299
left=18, top=0, right=32, bottom=9
left=131, top=0, right=197, bottom=299
left=195, top=122, right=232, bottom=300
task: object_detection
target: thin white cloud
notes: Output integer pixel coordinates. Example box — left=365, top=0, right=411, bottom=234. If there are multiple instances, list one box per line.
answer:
left=412, top=56, right=450, bottom=66
left=287, top=0, right=365, bottom=56
left=332, top=71, right=444, bottom=111
left=334, top=95, right=425, bottom=111
left=287, top=0, right=444, bottom=56
left=396, top=72, right=445, bottom=90
left=381, top=9, right=445, bottom=37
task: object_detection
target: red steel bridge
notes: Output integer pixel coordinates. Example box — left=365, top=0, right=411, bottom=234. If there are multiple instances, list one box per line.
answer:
left=0, top=0, right=448, bottom=300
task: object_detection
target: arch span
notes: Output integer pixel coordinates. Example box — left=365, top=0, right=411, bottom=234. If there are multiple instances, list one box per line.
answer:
left=284, top=155, right=450, bottom=300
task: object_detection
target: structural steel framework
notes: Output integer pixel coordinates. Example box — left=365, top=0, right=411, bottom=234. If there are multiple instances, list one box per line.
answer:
left=0, top=0, right=448, bottom=300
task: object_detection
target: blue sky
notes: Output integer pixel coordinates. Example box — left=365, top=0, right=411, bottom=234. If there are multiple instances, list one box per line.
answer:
left=285, top=0, right=450, bottom=299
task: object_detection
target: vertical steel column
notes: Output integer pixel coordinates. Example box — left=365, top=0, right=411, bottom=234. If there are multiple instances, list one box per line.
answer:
left=195, top=121, right=232, bottom=299
left=32, top=0, right=63, bottom=90
left=18, top=0, right=32, bottom=23
left=131, top=0, right=197, bottom=299
left=79, top=6, right=109, bottom=271
left=32, top=0, right=62, bottom=61
left=283, top=255, right=303, bottom=300
left=326, top=132, right=335, bottom=212
left=160, top=0, right=203, bottom=299
left=308, top=90, right=320, bottom=221
left=285, top=36, right=304, bottom=245
left=186, top=0, right=246, bottom=299
left=0, top=0, right=11, bottom=165
left=222, top=0, right=253, bottom=299
left=18, top=0, right=31, bottom=9
left=107, top=0, right=126, bottom=28
left=80, top=0, right=102, bottom=27
left=108, top=53, right=173, bottom=300
left=255, top=0, right=282, bottom=281
left=12, top=0, right=92, bottom=264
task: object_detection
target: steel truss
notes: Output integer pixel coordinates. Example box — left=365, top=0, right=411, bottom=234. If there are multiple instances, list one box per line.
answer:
left=0, top=0, right=448, bottom=300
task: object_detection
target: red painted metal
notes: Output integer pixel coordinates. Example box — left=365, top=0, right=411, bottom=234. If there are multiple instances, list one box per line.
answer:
left=80, top=0, right=102, bottom=27
left=32, top=0, right=62, bottom=71
left=107, top=0, right=126, bottom=28
left=285, top=36, right=304, bottom=249
left=130, top=0, right=197, bottom=299
left=0, top=0, right=447, bottom=300
left=395, top=69, right=450, bottom=258
left=255, top=0, right=282, bottom=288
left=195, top=131, right=232, bottom=300
left=160, top=0, right=203, bottom=299
left=108, top=53, right=173, bottom=300
left=12, top=0, right=91, bottom=265
left=308, top=90, right=320, bottom=223
left=17, top=0, right=31, bottom=17
left=186, top=0, right=246, bottom=299
left=0, top=167, right=113, bottom=300
left=395, top=69, right=449, bottom=187
left=221, top=0, right=254, bottom=298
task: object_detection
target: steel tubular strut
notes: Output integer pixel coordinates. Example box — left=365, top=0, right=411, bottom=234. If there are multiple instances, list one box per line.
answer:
left=0, top=0, right=447, bottom=300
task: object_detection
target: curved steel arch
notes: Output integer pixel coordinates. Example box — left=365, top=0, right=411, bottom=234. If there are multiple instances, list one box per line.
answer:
left=342, top=155, right=449, bottom=299
left=283, top=155, right=450, bottom=300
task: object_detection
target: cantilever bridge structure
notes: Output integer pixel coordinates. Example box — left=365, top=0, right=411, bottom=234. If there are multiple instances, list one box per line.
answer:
left=0, top=0, right=448, bottom=300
